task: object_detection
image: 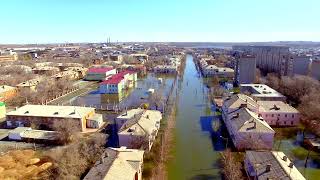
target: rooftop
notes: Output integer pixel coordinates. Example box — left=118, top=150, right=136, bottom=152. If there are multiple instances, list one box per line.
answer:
left=257, top=101, right=299, bottom=113
left=119, top=109, right=162, bottom=136
left=100, top=70, right=136, bottom=85
left=246, top=151, right=306, bottom=180
left=240, top=84, right=285, bottom=98
left=223, top=94, right=258, bottom=110
left=84, top=147, right=144, bottom=180
left=6, top=104, right=95, bottom=119
left=88, top=67, right=114, bottom=73
left=227, top=108, right=274, bottom=133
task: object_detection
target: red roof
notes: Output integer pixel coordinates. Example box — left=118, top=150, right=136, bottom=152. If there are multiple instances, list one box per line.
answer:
left=100, top=70, right=136, bottom=85
left=88, top=67, right=114, bottom=73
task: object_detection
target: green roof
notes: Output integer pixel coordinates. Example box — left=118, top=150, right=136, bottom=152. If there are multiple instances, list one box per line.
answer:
left=0, top=102, right=5, bottom=106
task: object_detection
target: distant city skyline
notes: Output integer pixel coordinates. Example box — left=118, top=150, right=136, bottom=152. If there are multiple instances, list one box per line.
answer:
left=0, top=0, right=319, bottom=44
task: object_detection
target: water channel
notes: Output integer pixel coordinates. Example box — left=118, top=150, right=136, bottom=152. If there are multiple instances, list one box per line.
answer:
left=167, top=54, right=225, bottom=179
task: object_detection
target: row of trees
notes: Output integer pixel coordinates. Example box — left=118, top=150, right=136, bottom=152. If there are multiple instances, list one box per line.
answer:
left=7, top=77, right=73, bottom=107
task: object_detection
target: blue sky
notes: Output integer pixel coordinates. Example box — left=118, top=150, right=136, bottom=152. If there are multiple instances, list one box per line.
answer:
left=0, top=0, right=319, bottom=43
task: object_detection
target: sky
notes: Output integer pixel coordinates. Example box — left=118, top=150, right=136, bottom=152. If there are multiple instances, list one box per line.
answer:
left=0, top=0, right=319, bottom=43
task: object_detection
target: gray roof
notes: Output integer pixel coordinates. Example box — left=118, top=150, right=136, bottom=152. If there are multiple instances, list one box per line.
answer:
left=228, top=108, right=274, bottom=133
left=246, top=151, right=290, bottom=179
left=224, top=94, right=258, bottom=110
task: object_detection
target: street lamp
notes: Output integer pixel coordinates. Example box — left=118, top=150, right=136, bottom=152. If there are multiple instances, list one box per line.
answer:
left=220, top=135, right=228, bottom=149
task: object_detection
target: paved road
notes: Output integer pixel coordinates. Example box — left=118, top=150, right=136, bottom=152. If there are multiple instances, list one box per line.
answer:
left=48, top=82, right=99, bottom=106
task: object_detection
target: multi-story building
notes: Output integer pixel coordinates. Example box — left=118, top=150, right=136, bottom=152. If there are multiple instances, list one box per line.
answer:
left=5, top=105, right=103, bottom=132
left=244, top=151, right=306, bottom=180
left=240, top=84, right=286, bottom=101
left=99, top=70, right=137, bottom=94
left=16, top=78, right=43, bottom=91
left=234, top=53, right=256, bottom=85
left=202, top=65, right=234, bottom=78
left=0, top=50, right=18, bottom=61
left=233, top=45, right=292, bottom=76
left=223, top=107, right=275, bottom=150
left=84, top=67, right=116, bottom=81
left=84, top=147, right=144, bottom=180
left=257, top=101, right=300, bottom=127
left=117, top=109, right=162, bottom=150
left=292, top=55, right=311, bottom=76
left=310, top=57, right=320, bottom=80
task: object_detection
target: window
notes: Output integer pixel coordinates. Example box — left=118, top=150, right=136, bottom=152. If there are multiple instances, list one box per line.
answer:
left=284, top=121, right=286, bottom=125
left=272, top=114, right=274, bottom=117
left=292, top=114, right=294, bottom=118
left=291, top=121, right=293, bottom=125
left=285, top=114, right=287, bottom=118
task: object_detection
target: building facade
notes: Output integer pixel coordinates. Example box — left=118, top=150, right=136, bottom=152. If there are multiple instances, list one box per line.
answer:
left=84, top=67, right=116, bottom=81
left=234, top=54, right=256, bottom=85
left=5, top=105, right=103, bottom=132
left=99, top=71, right=137, bottom=94
left=233, top=45, right=292, bottom=76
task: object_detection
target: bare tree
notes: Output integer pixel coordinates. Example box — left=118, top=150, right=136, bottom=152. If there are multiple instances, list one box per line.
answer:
left=220, top=149, right=244, bottom=180
left=52, top=119, right=80, bottom=145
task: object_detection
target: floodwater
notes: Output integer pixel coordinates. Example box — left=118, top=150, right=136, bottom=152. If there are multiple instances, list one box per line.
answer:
left=167, top=55, right=226, bottom=179
left=73, top=73, right=176, bottom=110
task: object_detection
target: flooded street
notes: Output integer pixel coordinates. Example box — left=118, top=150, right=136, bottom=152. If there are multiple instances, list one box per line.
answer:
left=167, top=55, right=226, bottom=179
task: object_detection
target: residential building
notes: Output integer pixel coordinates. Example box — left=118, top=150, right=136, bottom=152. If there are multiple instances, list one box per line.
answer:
left=202, top=65, right=234, bottom=78
left=234, top=54, right=256, bottom=85
left=0, top=85, right=17, bottom=102
left=233, top=45, right=292, bottom=76
left=16, top=78, right=42, bottom=91
left=84, top=67, right=116, bottom=81
left=0, top=51, right=18, bottom=61
left=222, top=94, right=259, bottom=120
left=51, top=70, right=79, bottom=80
left=5, top=105, right=103, bottom=132
left=240, top=84, right=286, bottom=101
left=0, top=102, right=5, bottom=119
left=118, top=109, right=162, bottom=150
left=310, top=57, right=320, bottom=80
left=292, top=55, right=311, bottom=76
left=64, top=67, right=88, bottom=78
left=84, top=147, right=144, bottom=180
left=99, top=70, right=137, bottom=94
left=154, top=65, right=178, bottom=74
left=257, top=101, right=300, bottom=127
left=32, top=66, right=60, bottom=75
left=224, top=107, right=275, bottom=150
left=244, top=151, right=306, bottom=180
left=130, top=54, right=148, bottom=64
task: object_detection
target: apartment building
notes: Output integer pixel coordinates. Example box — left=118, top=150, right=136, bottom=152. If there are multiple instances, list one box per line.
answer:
left=257, top=101, right=300, bottom=126
left=233, top=45, right=292, bottom=76
left=117, top=109, right=162, bottom=150
left=224, top=107, right=275, bottom=150
left=5, top=105, right=103, bottom=132
left=240, top=84, right=286, bottom=101
left=84, top=147, right=144, bottom=180
left=234, top=53, right=256, bottom=85
left=99, top=70, right=137, bottom=94
left=202, top=65, right=234, bottom=78
left=84, top=67, right=116, bottom=81
left=244, top=151, right=305, bottom=180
